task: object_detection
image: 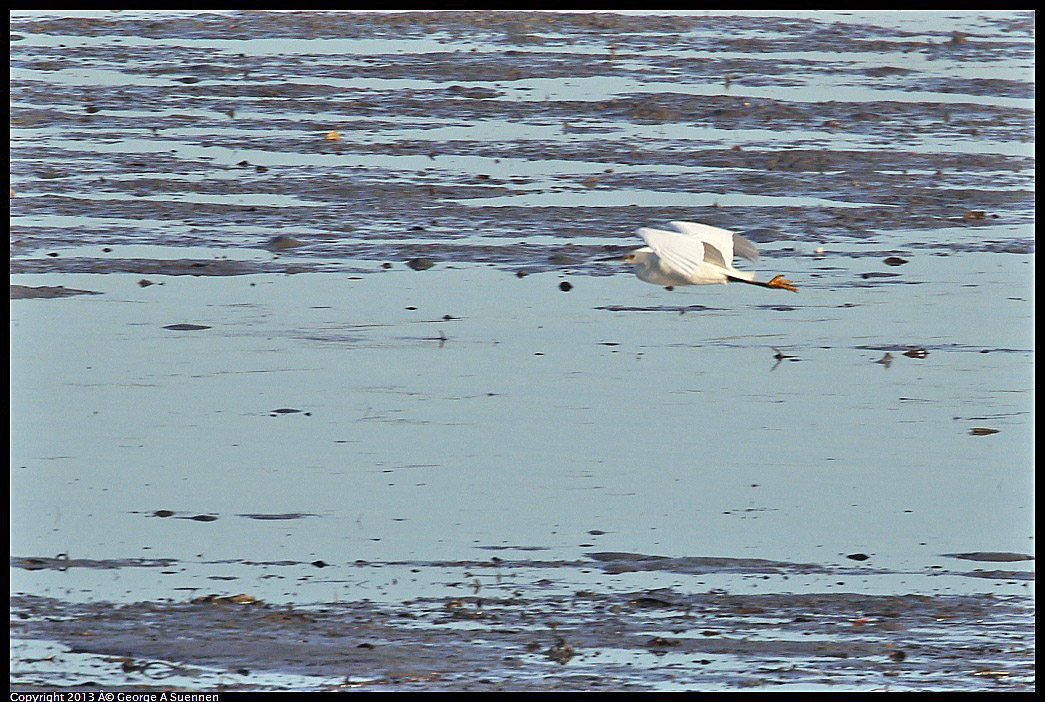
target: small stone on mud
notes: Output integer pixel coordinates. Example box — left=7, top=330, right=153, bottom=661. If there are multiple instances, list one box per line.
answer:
left=629, top=596, right=674, bottom=609
left=266, top=236, right=303, bottom=250
left=647, top=637, right=680, bottom=648
left=546, top=637, right=574, bottom=664
left=407, top=257, right=435, bottom=271
left=969, top=427, right=1000, bottom=436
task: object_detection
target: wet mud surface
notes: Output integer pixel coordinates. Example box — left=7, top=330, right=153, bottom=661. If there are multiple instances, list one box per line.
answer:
left=10, top=11, right=1034, bottom=278
left=10, top=11, right=1035, bottom=692
left=10, top=553, right=1035, bottom=691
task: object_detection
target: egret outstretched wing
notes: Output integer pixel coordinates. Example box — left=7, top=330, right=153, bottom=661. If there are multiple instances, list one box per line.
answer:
left=730, top=233, right=760, bottom=263
left=668, top=220, right=760, bottom=263
left=637, top=227, right=717, bottom=281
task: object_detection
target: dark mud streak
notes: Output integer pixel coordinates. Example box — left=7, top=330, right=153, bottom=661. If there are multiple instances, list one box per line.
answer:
left=12, top=550, right=1033, bottom=581
left=7, top=11, right=1035, bottom=45
left=10, top=284, right=102, bottom=298
left=10, top=258, right=320, bottom=276
left=11, top=556, right=177, bottom=571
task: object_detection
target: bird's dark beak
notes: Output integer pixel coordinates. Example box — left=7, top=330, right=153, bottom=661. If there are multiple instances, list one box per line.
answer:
left=594, top=255, right=627, bottom=262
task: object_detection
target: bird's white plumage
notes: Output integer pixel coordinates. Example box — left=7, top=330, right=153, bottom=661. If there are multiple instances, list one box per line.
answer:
left=637, top=228, right=714, bottom=281
left=667, top=221, right=733, bottom=265
left=632, top=222, right=756, bottom=286
left=624, top=221, right=796, bottom=292
left=668, top=220, right=760, bottom=263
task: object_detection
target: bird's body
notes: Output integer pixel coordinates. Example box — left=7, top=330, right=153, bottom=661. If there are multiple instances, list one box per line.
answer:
left=625, top=221, right=797, bottom=292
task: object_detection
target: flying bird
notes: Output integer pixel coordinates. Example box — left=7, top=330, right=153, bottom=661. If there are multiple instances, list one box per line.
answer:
left=625, top=221, right=797, bottom=292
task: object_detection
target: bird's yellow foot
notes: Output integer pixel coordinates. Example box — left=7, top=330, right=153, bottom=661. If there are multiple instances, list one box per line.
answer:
left=767, top=275, right=798, bottom=292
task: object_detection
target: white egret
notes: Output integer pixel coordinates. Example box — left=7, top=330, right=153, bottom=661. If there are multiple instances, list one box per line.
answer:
left=625, top=221, right=797, bottom=292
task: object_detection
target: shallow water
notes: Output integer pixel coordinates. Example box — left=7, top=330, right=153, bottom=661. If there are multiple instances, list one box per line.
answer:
left=10, top=10, right=1034, bottom=692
